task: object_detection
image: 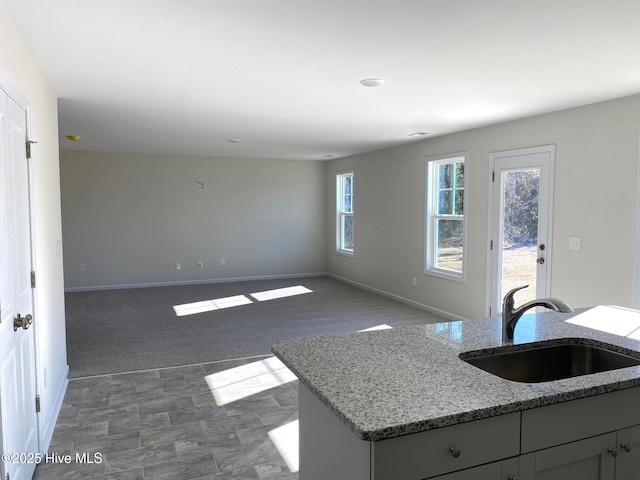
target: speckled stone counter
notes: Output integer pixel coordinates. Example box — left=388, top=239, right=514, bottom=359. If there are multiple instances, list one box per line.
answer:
left=272, top=306, right=640, bottom=441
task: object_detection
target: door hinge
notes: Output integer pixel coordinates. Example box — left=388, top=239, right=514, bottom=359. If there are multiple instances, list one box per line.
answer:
left=35, top=394, right=40, bottom=413
left=25, top=140, right=37, bottom=160
left=31, top=271, right=36, bottom=288
left=490, top=240, right=493, bottom=250
left=492, top=171, right=495, bottom=182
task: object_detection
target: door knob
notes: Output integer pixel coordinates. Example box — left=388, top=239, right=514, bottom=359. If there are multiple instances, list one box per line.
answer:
left=13, top=313, right=33, bottom=332
left=536, top=257, right=545, bottom=264
left=608, top=448, right=619, bottom=457
left=622, top=443, right=632, bottom=453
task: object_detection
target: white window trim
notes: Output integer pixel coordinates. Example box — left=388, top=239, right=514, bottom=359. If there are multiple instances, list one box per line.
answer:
left=425, top=152, right=468, bottom=283
left=336, top=170, right=354, bottom=256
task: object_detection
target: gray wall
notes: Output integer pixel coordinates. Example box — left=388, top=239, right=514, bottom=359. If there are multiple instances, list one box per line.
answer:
left=60, top=151, right=326, bottom=289
left=61, top=94, right=640, bottom=321
left=327, top=94, right=640, bottom=319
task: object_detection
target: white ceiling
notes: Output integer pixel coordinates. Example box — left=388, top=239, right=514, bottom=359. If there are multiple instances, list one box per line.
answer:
left=3, top=0, right=640, bottom=160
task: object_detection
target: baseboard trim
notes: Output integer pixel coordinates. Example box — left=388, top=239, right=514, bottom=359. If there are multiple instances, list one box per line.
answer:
left=64, top=272, right=328, bottom=292
left=327, top=273, right=469, bottom=322
left=39, top=364, right=69, bottom=453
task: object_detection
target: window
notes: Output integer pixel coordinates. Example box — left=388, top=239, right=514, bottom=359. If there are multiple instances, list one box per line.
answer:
left=337, top=171, right=354, bottom=254
left=426, top=153, right=467, bottom=280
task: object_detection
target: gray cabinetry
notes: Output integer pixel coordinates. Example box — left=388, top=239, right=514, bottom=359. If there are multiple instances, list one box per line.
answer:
left=518, top=427, right=640, bottom=480
left=298, top=384, right=640, bottom=480
left=518, top=388, right=640, bottom=480
left=372, top=412, right=519, bottom=480
left=615, top=425, right=640, bottom=479
left=432, top=458, right=519, bottom=480
left=299, top=383, right=520, bottom=480
left=519, top=433, right=616, bottom=479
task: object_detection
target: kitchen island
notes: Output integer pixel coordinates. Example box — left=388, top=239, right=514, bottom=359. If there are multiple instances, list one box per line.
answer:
left=272, top=306, right=640, bottom=479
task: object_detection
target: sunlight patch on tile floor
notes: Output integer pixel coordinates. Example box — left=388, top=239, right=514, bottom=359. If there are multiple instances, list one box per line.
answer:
left=205, top=356, right=297, bottom=406
left=173, top=295, right=253, bottom=316
left=250, top=285, right=313, bottom=302
left=268, top=420, right=299, bottom=473
left=566, top=305, right=640, bottom=337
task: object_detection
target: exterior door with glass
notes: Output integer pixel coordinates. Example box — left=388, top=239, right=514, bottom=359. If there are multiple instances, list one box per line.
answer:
left=489, top=145, right=555, bottom=316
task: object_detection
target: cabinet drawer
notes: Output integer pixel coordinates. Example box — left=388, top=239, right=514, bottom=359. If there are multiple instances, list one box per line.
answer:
left=521, top=387, right=640, bottom=453
left=372, top=413, right=520, bottom=480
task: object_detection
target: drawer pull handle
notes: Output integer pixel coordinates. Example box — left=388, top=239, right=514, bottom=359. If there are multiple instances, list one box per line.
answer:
left=449, top=447, right=461, bottom=458
left=622, top=443, right=632, bottom=453
left=608, top=448, right=619, bottom=458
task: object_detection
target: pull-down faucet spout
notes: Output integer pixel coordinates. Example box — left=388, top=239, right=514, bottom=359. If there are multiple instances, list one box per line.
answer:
left=502, top=285, right=573, bottom=342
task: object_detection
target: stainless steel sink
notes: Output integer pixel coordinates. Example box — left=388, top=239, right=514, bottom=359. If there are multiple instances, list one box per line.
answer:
left=460, top=339, right=640, bottom=383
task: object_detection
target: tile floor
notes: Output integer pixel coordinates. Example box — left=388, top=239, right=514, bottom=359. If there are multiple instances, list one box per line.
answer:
left=33, top=356, right=300, bottom=480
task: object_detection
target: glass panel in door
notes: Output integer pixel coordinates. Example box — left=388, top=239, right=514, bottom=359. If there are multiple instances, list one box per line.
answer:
left=500, top=168, right=540, bottom=306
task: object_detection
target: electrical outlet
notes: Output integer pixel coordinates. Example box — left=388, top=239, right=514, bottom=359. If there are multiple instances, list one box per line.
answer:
left=78, top=263, right=85, bottom=272
left=197, top=261, right=204, bottom=269
left=176, top=262, right=181, bottom=270
left=412, top=277, right=417, bottom=287
left=220, top=258, right=226, bottom=266
left=569, top=236, right=581, bottom=252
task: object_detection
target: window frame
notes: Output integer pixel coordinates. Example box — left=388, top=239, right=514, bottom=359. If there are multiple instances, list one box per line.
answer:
left=336, top=171, right=354, bottom=256
left=425, top=153, right=468, bottom=282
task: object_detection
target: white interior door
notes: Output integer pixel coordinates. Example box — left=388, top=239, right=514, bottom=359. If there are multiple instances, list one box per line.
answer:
left=489, top=145, right=555, bottom=316
left=0, top=85, right=39, bottom=480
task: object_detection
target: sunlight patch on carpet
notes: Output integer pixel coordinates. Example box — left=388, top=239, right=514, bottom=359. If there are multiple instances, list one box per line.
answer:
left=358, top=324, right=392, bottom=331
left=173, top=295, right=253, bottom=316
left=205, top=356, right=297, bottom=406
left=250, top=285, right=313, bottom=302
left=173, top=285, right=313, bottom=317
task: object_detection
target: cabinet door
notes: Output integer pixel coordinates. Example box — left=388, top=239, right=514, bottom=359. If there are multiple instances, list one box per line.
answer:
left=432, top=457, right=518, bottom=480
left=519, top=433, right=616, bottom=480
left=615, top=425, right=640, bottom=480
left=372, top=413, right=520, bottom=479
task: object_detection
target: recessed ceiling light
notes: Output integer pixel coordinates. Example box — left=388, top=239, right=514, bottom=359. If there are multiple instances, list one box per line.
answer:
left=409, top=132, right=429, bottom=137
left=227, top=138, right=242, bottom=143
left=65, top=135, right=81, bottom=141
left=360, top=78, right=384, bottom=87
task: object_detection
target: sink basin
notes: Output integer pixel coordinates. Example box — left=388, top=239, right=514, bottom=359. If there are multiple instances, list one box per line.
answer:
left=460, top=339, right=640, bottom=383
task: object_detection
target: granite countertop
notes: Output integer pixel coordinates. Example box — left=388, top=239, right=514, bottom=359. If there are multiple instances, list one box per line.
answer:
left=271, top=305, right=640, bottom=441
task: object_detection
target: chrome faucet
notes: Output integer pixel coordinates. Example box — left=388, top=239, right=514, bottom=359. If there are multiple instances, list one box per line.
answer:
left=502, top=285, right=574, bottom=342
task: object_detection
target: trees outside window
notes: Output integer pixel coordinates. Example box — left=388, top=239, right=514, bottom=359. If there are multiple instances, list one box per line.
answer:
left=337, top=172, right=354, bottom=254
left=426, top=154, right=467, bottom=281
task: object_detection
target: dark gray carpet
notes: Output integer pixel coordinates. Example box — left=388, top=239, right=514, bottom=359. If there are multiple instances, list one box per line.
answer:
left=65, top=276, right=445, bottom=378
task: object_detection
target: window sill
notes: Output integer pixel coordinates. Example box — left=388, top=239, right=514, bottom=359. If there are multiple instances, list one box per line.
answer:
left=424, top=268, right=465, bottom=283
left=335, top=250, right=354, bottom=258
